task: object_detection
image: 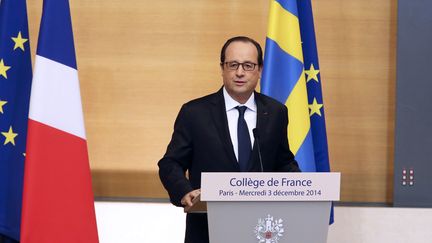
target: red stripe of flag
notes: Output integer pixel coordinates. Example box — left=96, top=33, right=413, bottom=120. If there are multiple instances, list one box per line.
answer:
left=21, top=120, right=98, bottom=242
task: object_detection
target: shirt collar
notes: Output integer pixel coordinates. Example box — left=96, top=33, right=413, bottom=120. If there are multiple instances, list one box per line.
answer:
left=223, top=87, right=257, bottom=112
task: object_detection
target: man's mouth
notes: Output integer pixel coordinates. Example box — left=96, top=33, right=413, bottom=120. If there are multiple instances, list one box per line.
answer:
left=234, top=80, right=246, bottom=84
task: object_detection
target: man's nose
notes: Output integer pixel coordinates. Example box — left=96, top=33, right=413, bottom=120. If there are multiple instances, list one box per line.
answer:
left=235, top=65, right=245, bottom=76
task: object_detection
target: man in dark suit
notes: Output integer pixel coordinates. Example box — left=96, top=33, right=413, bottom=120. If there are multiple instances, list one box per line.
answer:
left=158, top=36, right=300, bottom=243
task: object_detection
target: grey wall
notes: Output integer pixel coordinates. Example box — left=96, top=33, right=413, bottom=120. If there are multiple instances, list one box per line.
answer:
left=394, top=0, right=432, bottom=207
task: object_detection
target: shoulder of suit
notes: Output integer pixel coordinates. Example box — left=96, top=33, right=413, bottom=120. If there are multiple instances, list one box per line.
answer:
left=182, top=90, right=221, bottom=109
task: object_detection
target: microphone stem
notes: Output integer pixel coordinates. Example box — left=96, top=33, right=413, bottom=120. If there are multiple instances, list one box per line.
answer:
left=253, top=128, right=264, bottom=172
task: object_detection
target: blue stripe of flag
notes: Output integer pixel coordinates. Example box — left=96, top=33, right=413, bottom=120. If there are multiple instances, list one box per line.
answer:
left=36, top=0, right=77, bottom=69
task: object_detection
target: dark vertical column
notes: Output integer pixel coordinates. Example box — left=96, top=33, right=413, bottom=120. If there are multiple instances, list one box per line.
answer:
left=394, top=0, right=432, bottom=207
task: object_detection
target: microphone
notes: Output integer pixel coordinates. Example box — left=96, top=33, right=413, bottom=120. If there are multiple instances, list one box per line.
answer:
left=253, top=128, right=264, bottom=172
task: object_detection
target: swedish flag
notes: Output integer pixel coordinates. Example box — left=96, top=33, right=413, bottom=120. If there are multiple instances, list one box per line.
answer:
left=0, top=0, right=32, bottom=241
left=261, top=0, right=333, bottom=223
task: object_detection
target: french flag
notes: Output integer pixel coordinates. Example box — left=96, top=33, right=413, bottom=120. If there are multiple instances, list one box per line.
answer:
left=20, top=0, right=99, bottom=242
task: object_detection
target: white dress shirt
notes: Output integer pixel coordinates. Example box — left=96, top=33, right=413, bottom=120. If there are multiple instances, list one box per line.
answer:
left=223, top=87, right=257, bottom=162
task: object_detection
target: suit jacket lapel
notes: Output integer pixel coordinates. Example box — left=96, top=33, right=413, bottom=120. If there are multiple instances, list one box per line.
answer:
left=210, top=88, right=239, bottom=169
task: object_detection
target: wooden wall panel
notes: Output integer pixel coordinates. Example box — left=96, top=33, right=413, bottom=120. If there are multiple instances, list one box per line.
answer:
left=26, top=0, right=397, bottom=202
left=313, top=0, right=397, bottom=203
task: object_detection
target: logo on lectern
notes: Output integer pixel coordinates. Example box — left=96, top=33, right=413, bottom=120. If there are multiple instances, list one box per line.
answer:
left=254, top=214, right=284, bottom=243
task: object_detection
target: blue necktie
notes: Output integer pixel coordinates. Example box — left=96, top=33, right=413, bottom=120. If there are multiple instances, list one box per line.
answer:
left=236, top=106, right=252, bottom=171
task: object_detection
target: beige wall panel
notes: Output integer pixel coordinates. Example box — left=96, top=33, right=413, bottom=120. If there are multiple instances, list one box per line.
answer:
left=26, top=0, right=396, bottom=202
left=313, top=0, right=397, bottom=202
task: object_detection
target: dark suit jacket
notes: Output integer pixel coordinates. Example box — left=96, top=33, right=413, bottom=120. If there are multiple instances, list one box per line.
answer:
left=158, top=88, right=300, bottom=243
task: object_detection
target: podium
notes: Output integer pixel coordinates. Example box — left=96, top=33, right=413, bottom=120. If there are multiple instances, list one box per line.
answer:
left=194, top=172, right=340, bottom=243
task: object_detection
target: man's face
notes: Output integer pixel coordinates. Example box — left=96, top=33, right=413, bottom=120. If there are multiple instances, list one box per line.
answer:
left=221, top=41, right=262, bottom=103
